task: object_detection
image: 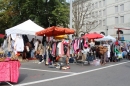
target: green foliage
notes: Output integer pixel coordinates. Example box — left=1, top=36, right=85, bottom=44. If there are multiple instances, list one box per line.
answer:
left=48, top=0, right=69, bottom=27
left=0, top=38, right=4, bottom=45
left=0, top=0, right=69, bottom=33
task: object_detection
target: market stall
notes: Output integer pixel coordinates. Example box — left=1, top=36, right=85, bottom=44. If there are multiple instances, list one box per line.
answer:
left=0, top=58, right=20, bottom=84
left=4, top=19, right=45, bottom=58
left=0, top=19, right=44, bottom=85
left=5, top=19, right=44, bottom=35
left=36, top=26, right=75, bottom=69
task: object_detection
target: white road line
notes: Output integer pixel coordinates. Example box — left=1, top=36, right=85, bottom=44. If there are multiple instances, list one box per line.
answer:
left=20, top=68, right=75, bottom=74
left=6, top=82, right=14, bottom=86
left=15, top=61, right=130, bottom=86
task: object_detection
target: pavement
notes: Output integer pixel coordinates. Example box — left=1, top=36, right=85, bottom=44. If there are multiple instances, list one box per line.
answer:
left=1, top=59, right=130, bottom=86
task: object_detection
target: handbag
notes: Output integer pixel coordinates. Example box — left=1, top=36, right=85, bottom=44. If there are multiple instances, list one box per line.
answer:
left=56, top=56, right=61, bottom=61
left=99, top=50, right=104, bottom=55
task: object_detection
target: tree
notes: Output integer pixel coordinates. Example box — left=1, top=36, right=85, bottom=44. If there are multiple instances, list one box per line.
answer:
left=10, top=0, right=69, bottom=27
left=0, top=0, right=13, bottom=33
left=72, top=0, right=101, bottom=36
left=9, top=0, right=46, bottom=26
left=0, top=0, right=69, bottom=33
left=47, top=0, right=69, bottom=27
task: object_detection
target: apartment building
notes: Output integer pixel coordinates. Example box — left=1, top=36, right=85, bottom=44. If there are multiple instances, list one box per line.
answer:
left=72, top=0, right=130, bottom=40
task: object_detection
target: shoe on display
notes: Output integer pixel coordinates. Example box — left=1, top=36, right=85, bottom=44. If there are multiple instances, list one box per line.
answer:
left=56, top=66, right=60, bottom=69
left=62, top=67, right=67, bottom=70
left=41, top=60, right=44, bottom=63
left=38, top=62, right=42, bottom=64
left=66, top=66, right=70, bottom=69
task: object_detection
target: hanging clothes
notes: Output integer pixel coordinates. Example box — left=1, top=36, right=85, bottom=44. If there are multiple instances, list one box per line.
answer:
left=42, top=36, right=46, bottom=46
left=46, top=46, right=49, bottom=65
left=74, top=40, right=77, bottom=53
left=52, top=42, right=56, bottom=56
left=76, top=39, right=79, bottom=50
left=14, top=35, right=24, bottom=54
left=70, top=43, right=73, bottom=55
left=80, top=38, right=84, bottom=50
left=22, top=35, right=29, bottom=44
left=57, top=42, right=61, bottom=55
left=67, top=46, right=70, bottom=57
left=34, top=40, right=39, bottom=52
left=61, top=42, right=64, bottom=55
left=56, top=41, right=59, bottom=56
left=2, top=38, right=8, bottom=49
left=8, top=35, right=12, bottom=52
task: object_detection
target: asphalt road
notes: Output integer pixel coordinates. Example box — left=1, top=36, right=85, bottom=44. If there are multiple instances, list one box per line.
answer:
left=1, top=60, right=130, bottom=86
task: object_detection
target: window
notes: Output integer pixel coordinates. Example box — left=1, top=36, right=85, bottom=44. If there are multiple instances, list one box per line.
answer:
left=120, top=4, right=124, bottom=11
left=96, top=21, right=98, bottom=26
left=115, top=6, right=118, bottom=13
left=95, top=2, right=98, bottom=8
left=120, top=16, right=124, bottom=23
left=92, top=4, right=94, bottom=9
left=103, top=0, right=106, bottom=6
left=92, top=12, right=94, bottom=17
left=95, top=21, right=97, bottom=26
left=95, top=11, right=98, bottom=16
left=99, top=20, right=102, bottom=26
left=94, top=12, right=96, bottom=17
left=92, top=4, right=94, bottom=8
left=89, top=14, right=92, bottom=18
left=115, top=17, right=119, bottom=24
left=88, top=13, right=91, bottom=18
left=94, top=21, right=98, bottom=27
left=99, top=11, right=102, bottom=16
left=86, top=14, right=88, bottom=18
left=103, top=9, right=106, bottom=15
left=103, top=19, right=106, bottom=26
left=99, top=1, right=102, bottom=7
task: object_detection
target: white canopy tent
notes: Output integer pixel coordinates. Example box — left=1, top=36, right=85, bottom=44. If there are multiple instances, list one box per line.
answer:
left=95, top=35, right=116, bottom=42
left=5, top=19, right=44, bottom=35
left=5, top=19, right=44, bottom=41
left=106, top=35, right=116, bottom=41
left=94, top=36, right=109, bottom=41
left=107, top=35, right=116, bottom=41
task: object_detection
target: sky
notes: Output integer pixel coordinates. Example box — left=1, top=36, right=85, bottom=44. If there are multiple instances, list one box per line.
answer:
left=66, top=0, right=69, bottom=2
left=66, top=0, right=75, bottom=3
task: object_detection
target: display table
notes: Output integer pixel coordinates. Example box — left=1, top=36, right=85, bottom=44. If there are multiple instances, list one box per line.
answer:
left=0, top=61, right=20, bottom=83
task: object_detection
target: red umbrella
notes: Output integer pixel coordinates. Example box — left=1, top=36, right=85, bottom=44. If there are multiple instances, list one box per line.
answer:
left=82, top=33, right=103, bottom=39
left=36, top=26, right=75, bottom=36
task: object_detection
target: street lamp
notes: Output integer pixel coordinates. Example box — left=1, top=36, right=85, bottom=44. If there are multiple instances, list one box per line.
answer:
left=106, top=26, right=108, bottom=36
left=70, top=0, right=72, bottom=29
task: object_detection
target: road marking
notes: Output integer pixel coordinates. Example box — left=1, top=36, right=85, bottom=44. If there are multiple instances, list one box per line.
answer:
left=20, top=68, right=75, bottom=74
left=6, top=82, right=14, bottom=86
left=15, top=61, right=130, bottom=86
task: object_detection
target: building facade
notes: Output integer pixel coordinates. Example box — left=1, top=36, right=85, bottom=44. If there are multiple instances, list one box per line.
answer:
left=72, top=0, right=130, bottom=40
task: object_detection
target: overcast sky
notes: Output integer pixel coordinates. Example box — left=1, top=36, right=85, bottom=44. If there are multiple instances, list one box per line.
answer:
left=66, top=0, right=69, bottom=2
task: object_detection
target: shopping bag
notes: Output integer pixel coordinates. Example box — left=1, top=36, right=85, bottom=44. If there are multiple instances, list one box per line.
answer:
left=117, top=53, right=123, bottom=59
left=92, top=59, right=101, bottom=66
left=56, top=56, right=61, bottom=61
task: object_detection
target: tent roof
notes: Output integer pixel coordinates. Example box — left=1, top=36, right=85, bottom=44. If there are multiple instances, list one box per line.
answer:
left=106, top=35, right=116, bottom=41
left=5, top=19, right=44, bottom=35
left=95, top=35, right=116, bottom=42
left=94, top=36, right=109, bottom=41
